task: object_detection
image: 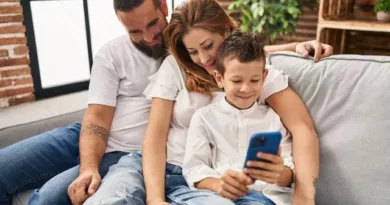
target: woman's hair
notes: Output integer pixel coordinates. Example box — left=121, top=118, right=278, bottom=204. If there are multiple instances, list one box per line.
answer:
left=164, top=0, right=238, bottom=94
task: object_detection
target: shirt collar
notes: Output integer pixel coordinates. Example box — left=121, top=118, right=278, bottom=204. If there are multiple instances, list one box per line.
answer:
left=219, top=95, right=259, bottom=116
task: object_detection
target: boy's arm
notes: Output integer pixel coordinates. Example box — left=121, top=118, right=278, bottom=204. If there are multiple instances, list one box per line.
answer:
left=183, top=111, right=220, bottom=191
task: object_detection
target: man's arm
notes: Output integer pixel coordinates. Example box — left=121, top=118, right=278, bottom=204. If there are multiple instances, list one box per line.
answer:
left=79, top=104, right=115, bottom=173
left=68, top=104, right=115, bottom=205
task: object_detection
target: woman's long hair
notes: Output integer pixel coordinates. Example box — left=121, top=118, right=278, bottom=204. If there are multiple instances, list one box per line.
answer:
left=164, top=0, right=237, bottom=94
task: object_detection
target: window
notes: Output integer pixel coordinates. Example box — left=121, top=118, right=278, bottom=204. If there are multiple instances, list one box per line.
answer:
left=23, top=0, right=177, bottom=99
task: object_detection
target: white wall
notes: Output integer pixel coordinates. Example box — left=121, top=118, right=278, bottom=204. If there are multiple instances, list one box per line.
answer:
left=87, top=0, right=126, bottom=58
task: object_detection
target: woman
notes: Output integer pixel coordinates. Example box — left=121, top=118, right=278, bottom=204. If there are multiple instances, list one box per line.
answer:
left=142, top=0, right=331, bottom=204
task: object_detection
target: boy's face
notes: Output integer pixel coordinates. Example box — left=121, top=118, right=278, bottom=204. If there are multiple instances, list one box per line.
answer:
left=214, top=58, right=268, bottom=109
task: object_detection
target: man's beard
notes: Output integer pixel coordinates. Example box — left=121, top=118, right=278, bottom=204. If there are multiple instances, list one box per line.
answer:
left=132, top=35, right=167, bottom=59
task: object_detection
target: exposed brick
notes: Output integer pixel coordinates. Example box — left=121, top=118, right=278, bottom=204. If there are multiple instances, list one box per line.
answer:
left=0, top=57, right=29, bottom=67
left=0, top=25, right=25, bottom=34
left=13, top=45, right=28, bottom=55
left=0, top=49, right=8, bottom=57
left=0, top=86, right=33, bottom=98
left=0, top=37, right=27, bottom=46
left=0, top=67, right=31, bottom=78
left=0, top=15, right=23, bottom=23
left=14, top=77, right=32, bottom=85
left=0, top=79, right=12, bottom=87
left=0, top=6, right=23, bottom=14
left=8, top=93, right=35, bottom=106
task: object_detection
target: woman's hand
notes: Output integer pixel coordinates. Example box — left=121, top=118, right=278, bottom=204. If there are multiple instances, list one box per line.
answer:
left=295, top=40, right=333, bottom=62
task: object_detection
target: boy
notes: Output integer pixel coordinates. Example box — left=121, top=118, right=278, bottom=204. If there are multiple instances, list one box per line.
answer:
left=182, top=30, right=295, bottom=205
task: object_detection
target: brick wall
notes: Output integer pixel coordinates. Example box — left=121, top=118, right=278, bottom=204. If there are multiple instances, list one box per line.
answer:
left=0, top=0, right=34, bottom=108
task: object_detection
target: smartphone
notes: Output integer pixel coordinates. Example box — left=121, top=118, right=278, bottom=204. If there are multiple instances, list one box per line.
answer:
left=243, top=131, right=282, bottom=169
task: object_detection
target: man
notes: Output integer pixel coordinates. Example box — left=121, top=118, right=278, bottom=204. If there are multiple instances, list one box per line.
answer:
left=0, top=0, right=332, bottom=205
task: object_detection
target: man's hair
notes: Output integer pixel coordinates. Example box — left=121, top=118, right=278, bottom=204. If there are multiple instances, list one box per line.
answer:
left=114, top=0, right=161, bottom=12
left=216, top=30, right=266, bottom=76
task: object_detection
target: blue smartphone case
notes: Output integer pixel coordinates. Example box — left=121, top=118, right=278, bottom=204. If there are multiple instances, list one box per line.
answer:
left=243, top=131, right=282, bottom=169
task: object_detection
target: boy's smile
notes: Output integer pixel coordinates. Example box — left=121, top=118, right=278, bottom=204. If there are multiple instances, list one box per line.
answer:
left=214, top=58, right=268, bottom=110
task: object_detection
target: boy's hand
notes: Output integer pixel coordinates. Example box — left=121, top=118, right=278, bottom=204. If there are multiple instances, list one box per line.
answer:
left=217, top=170, right=253, bottom=201
left=243, top=148, right=284, bottom=184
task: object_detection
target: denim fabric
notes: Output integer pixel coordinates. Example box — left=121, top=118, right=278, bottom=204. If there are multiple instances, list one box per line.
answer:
left=165, top=164, right=233, bottom=205
left=0, top=123, right=128, bottom=205
left=83, top=154, right=275, bottom=205
left=165, top=165, right=275, bottom=205
left=83, top=152, right=145, bottom=205
left=234, top=190, right=276, bottom=205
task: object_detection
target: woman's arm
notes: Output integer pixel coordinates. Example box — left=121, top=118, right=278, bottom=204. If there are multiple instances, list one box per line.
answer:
left=264, top=40, right=333, bottom=63
left=142, top=98, right=174, bottom=205
left=266, top=87, right=319, bottom=203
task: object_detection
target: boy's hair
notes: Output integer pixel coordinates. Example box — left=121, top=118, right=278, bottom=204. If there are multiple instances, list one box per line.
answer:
left=114, top=0, right=161, bottom=12
left=216, top=30, right=266, bottom=76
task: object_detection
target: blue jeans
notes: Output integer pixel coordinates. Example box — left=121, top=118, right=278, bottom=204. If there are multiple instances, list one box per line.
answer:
left=165, top=167, right=275, bottom=205
left=0, top=123, right=128, bottom=205
left=84, top=153, right=274, bottom=205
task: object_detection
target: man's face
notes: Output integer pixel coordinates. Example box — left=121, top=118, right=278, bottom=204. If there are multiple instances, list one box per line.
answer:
left=117, top=0, right=168, bottom=59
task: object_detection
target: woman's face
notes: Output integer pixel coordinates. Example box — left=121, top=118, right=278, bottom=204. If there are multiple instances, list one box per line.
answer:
left=182, top=28, right=225, bottom=75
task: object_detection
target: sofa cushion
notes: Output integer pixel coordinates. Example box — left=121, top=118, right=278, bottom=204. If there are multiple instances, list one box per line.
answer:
left=0, top=91, right=87, bottom=148
left=269, top=52, right=390, bottom=205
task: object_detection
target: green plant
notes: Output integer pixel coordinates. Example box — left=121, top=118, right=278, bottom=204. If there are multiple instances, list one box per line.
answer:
left=374, top=0, right=390, bottom=12
left=229, top=0, right=317, bottom=42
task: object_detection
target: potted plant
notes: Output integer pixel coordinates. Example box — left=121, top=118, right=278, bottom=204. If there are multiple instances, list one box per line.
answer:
left=228, top=0, right=317, bottom=43
left=375, top=0, right=390, bottom=22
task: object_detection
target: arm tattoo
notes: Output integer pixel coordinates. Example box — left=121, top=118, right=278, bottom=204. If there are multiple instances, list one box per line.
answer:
left=313, top=177, right=318, bottom=188
left=82, top=124, right=109, bottom=141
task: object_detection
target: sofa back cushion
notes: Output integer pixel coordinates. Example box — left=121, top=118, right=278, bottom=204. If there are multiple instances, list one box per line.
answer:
left=269, top=52, right=390, bottom=205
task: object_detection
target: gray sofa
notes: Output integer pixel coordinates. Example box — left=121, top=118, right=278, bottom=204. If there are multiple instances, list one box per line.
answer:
left=269, top=52, right=390, bottom=205
left=1, top=53, right=389, bottom=205
left=0, top=91, right=87, bottom=205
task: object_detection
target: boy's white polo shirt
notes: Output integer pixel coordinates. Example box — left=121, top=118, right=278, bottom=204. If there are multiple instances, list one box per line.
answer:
left=144, top=55, right=289, bottom=166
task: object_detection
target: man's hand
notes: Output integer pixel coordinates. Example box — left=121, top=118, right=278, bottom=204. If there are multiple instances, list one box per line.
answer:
left=243, top=149, right=285, bottom=185
left=68, top=169, right=101, bottom=205
left=217, top=170, right=253, bottom=201
left=295, top=40, right=333, bottom=63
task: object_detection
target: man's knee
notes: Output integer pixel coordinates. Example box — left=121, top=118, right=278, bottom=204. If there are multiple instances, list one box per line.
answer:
left=84, top=182, right=146, bottom=205
left=85, top=154, right=146, bottom=205
left=116, top=152, right=142, bottom=168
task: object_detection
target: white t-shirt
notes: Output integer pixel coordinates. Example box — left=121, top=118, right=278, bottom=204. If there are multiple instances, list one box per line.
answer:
left=143, top=55, right=289, bottom=166
left=88, top=35, right=162, bottom=153
left=183, top=97, right=293, bottom=205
